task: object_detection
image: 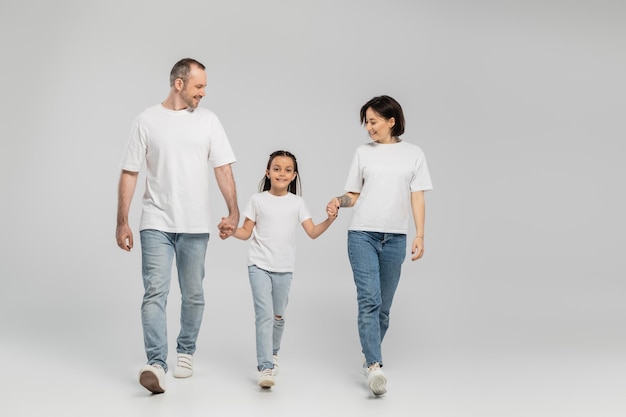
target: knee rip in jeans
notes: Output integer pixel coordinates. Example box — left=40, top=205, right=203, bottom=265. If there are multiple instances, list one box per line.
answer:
left=274, top=315, right=283, bottom=321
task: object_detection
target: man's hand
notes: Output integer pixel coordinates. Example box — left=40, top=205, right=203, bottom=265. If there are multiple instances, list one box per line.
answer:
left=218, top=214, right=239, bottom=240
left=116, top=224, right=134, bottom=251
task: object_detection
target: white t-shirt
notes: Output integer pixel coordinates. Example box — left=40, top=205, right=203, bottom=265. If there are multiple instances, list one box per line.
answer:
left=344, top=140, right=433, bottom=234
left=243, top=191, right=312, bottom=272
left=120, top=104, right=236, bottom=233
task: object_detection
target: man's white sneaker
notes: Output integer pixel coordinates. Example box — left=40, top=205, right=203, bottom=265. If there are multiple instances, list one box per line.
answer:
left=366, top=363, right=387, bottom=396
left=272, top=355, right=279, bottom=376
left=173, top=353, right=193, bottom=378
left=258, top=368, right=275, bottom=388
left=139, top=364, right=166, bottom=394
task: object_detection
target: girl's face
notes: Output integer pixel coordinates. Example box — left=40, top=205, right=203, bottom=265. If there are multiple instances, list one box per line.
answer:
left=266, top=155, right=297, bottom=195
left=364, top=107, right=395, bottom=143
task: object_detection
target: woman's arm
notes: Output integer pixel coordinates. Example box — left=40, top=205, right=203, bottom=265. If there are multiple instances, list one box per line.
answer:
left=232, top=217, right=255, bottom=240
left=328, top=191, right=360, bottom=216
left=410, top=191, right=426, bottom=261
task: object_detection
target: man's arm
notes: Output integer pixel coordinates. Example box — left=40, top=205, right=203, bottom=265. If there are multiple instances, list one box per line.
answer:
left=116, top=170, right=139, bottom=251
left=214, top=163, right=240, bottom=239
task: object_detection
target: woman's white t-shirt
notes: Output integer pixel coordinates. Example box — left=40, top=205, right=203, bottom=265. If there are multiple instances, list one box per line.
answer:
left=120, top=104, right=236, bottom=233
left=243, top=191, right=312, bottom=272
left=344, top=140, right=433, bottom=234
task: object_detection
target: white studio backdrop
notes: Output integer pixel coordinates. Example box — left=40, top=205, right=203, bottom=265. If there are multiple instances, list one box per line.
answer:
left=0, top=1, right=624, bottom=416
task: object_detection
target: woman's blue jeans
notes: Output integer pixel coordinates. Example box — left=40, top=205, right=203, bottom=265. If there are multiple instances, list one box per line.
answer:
left=348, top=230, right=406, bottom=367
left=140, top=229, right=209, bottom=372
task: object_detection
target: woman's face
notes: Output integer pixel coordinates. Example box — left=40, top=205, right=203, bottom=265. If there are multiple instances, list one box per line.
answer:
left=364, top=107, right=395, bottom=142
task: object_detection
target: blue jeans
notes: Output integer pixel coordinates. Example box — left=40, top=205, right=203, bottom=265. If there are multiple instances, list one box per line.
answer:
left=348, top=231, right=406, bottom=368
left=140, top=230, right=209, bottom=372
left=248, top=265, right=292, bottom=371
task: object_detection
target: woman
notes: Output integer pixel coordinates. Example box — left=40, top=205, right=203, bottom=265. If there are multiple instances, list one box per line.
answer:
left=328, top=95, right=433, bottom=396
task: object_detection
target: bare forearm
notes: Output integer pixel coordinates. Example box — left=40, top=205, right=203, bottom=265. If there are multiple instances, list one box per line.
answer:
left=117, top=170, right=138, bottom=226
left=232, top=228, right=248, bottom=240
left=411, top=191, right=425, bottom=237
left=215, top=164, right=240, bottom=218
left=336, top=192, right=358, bottom=208
left=307, top=217, right=336, bottom=239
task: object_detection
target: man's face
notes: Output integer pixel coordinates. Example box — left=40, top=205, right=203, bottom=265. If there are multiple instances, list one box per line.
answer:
left=180, top=65, right=207, bottom=110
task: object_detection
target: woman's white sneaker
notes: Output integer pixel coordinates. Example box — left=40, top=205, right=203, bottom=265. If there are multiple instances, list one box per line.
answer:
left=366, top=363, right=387, bottom=396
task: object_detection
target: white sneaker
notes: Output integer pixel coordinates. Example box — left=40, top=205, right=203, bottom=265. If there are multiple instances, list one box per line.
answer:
left=139, top=364, right=166, bottom=394
left=258, top=368, right=275, bottom=388
left=173, top=353, right=193, bottom=378
left=272, top=355, right=279, bottom=376
left=366, top=363, right=387, bottom=396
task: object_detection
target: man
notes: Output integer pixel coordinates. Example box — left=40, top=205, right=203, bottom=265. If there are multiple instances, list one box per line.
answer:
left=116, top=58, right=239, bottom=394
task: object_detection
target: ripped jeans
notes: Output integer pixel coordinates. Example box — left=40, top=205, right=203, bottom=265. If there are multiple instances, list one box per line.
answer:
left=248, top=265, right=292, bottom=371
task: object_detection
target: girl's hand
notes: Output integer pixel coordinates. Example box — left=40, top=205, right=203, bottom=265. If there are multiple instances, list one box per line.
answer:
left=326, top=199, right=339, bottom=218
left=411, top=236, right=424, bottom=261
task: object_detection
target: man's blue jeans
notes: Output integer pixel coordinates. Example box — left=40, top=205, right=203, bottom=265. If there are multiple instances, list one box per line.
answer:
left=248, top=265, right=292, bottom=371
left=140, top=230, right=209, bottom=372
left=347, top=230, right=406, bottom=368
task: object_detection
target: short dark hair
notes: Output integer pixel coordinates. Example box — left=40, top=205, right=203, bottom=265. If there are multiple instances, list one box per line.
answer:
left=360, top=95, right=405, bottom=137
left=169, top=58, right=206, bottom=86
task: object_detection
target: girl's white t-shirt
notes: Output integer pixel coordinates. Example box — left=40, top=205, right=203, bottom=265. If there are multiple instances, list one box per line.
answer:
left=344, top=140, right=433, bottom=234
left=120, top=104, right=236, bottom=233
left=243, top=191, right=312, bottom=272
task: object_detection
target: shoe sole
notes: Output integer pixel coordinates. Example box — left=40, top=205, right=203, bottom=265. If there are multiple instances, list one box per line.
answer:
left=140, top=370, right=165, bottom=394
left=369, top=374, right=387, bottom=396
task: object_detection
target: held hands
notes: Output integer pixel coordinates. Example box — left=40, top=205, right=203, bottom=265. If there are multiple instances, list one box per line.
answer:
left=411, top=236, right=424, bottom=261
left=218, top=213, right=239, bottom=240
left=326, top=198, right=340, bottom=218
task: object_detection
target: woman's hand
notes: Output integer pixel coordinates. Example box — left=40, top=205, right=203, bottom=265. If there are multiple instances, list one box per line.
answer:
left=411, top=236, right=424, bottom=261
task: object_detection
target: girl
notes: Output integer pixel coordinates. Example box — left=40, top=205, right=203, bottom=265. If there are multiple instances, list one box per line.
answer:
left=328, top=95, right=433, bottom=396
left=231, top=150, right=336, bottom=388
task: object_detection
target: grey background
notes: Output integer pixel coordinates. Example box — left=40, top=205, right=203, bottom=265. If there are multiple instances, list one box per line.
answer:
left=1, top=0, right=624, bottom=416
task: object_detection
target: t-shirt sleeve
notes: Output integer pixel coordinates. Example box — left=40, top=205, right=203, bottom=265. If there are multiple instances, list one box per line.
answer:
left=298, top=198, right=312, bottom=223
left=343, top=150, right=362, bottom=193
left=119, top=118, right=146, bottom=172
left=410, top=149, right=433, bottom=192
left=243, top=196, right=256, bottom=222
left=208, top=115, right=236, bottom=168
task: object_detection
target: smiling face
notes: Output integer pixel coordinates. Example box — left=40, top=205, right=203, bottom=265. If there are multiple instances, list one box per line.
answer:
left=178, top=65, right=206, bottom=110
left=364, top=107, right=396, bottom=143
left=266, top=155, right=297, bottom=195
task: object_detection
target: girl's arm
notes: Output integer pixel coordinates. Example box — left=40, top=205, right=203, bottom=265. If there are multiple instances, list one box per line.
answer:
left=232, top=217, right=255, bottom=240
left=301, top=207, right=337, bottom=239
left=410, top=191, right=426, bottom=261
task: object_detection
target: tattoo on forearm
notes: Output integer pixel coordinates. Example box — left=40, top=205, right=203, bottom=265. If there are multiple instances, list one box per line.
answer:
left=338, top=195, right=351, bottom=207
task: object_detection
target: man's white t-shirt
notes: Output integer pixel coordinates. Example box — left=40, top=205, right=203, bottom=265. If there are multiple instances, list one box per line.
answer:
left=344, top=140, right=433, bottom=234
left=243, top=191, right=312, bottom=273
left=120, top=104, right=236, bottom=233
